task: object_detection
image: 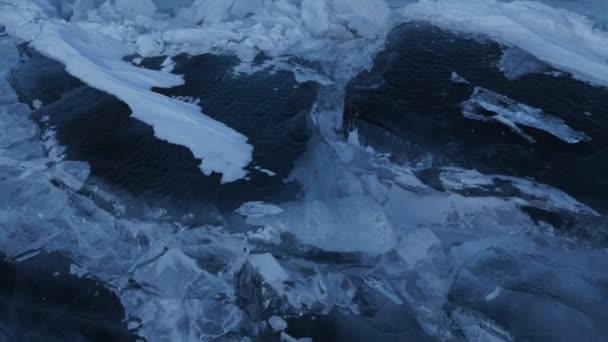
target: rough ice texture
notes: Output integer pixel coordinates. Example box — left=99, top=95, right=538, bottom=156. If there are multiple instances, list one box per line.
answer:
left=402, top=0, right=608, bottom=87
left=461, top=87, right=590, bottom=144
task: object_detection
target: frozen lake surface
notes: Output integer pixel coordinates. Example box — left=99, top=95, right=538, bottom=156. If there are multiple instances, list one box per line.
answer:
left=1, top=1, right=608, bottom=341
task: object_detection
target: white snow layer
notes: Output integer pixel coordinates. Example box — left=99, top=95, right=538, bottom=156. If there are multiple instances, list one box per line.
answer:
left=402, top=0, right=608, bottom=87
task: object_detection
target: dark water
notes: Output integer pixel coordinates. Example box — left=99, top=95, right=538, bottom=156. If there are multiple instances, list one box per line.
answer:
left=284, top=302, right=431, bottom=342
left=10, top=51, right=318, bottom=211
left=0, top=252, right=135, bottom=342
left=345, top=23, right=608, bottom=215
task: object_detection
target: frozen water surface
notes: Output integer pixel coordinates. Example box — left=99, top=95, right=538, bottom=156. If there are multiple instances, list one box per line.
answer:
left=0, top=0, right=608, bottom=341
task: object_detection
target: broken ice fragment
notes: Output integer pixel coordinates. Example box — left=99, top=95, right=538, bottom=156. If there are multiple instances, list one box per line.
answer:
left=236, top=201, right=284, bottom=219
left=247, top=225, right=282, bottom=245
left=461, top=87, right=590, bottom=144
left=254, top=166, right=277, bottom=177
left=248, top=253, right=290, bottom=285
left=268, top=315, right=288, bottom=332
left=161, top=56, right=175, bottom=73
left=32, top=99, right=43, bottom=109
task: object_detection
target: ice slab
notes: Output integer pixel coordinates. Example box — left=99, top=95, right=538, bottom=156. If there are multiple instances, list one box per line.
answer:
left=461, top=87, right=590, bottom=144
